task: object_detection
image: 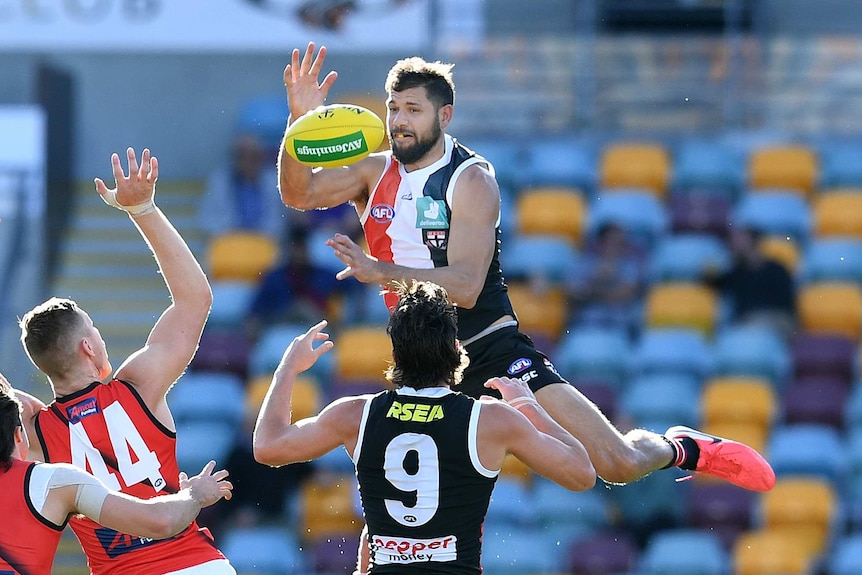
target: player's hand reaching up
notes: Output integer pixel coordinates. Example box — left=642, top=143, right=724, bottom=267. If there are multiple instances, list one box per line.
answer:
left=179, top=461, right=233, bottom=508
left=285, top=41, right=338, bottom=121
left=276, top=319, right=335, bottom=376
left=484, top=376, right=538, bottom=406
left=95, top=147, right=158, bottom=217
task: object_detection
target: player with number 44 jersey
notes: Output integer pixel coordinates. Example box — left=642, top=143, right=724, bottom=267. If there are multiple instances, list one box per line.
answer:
left=15, top=148, right=235, bottom=575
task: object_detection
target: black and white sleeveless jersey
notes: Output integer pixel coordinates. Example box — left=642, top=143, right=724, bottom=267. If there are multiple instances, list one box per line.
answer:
left=354, top=386, right=499, bottom=574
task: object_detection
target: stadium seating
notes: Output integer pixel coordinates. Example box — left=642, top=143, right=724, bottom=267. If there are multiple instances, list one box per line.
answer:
left=207, top=231, right=279, bottom=282
left=587, top=189, right=669, bottom=248
left=733, top=529, right=811, bottom=575
left=648, top=233, right=730, bottom=283
left=828, top=533, right=862, bottom=575
left=567, top=531, right=640, bottom=575
left=300, top=472, right=363, bottom=541
left=797, top=281, right=862, bottom=340
left=464, top=136, right=525, bottom=190
left=700, top=376, right=776, bottom=431
left=481, top=525, right=565, bottom=575
left=485, top=476, right=536, bottom=527
left=501, top=234, right=579, bottom=281
left=599, top=142, right=672, bottom=198
left=519, top=136, right=596, bottom=192
left=767, top=423, right=846, bottom=482
left=711, top=325, right=791, bottom=388
left=686, top=483, right=756, bottom=550
left=790, top=331, right=857, bottom=382
left=638, top=528, right=730, bottom=575
left=760, top=477, right=837, bottom=558
left=506, top=282, right=568, bottom=343
left=644, top=282, right=718, bottom=334
left=237, top=95, right=291, bottom=152
left=668, top=194, right=732, bottom=238
left=310, top=531, right=362, bottom=574
left=672, top=139, right=745, bottom=199
left=533, top=477, right=611, bottom=532
left=813, top=191, right=862, bottom=238
left=555, top=326, right=631, bottom=389
left=332, top=325, right=392, bottom=383
left=514, top=186, right=587, bottom=246
left=782, top=375, right=849, bottom=428
left=800, top=238, right=862, bottom=284
left=249, top=322, right=333, bottom=380
left=175, top=420, right=237, bottom=474
left=619, top=374, right=701, bottom=429
left=221, top=525, right=306, bottom=575
left=820, top=142, right=862, bottom=189
left=758, top=235, right=801, bottom=273
left=169, top=370, right=246, bottom=426
left=733, top=191, right=812, bottom=245
left=748, top=144, right=819, bottom=197
left=207, top=280, right=258, bottom=329
left=190, top=328, right=252, bottom=380
left=628, top=327, right=712, bottom=381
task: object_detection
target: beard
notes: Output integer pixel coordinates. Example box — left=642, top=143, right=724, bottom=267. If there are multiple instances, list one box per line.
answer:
left=390, top=121, right=442, bottom=165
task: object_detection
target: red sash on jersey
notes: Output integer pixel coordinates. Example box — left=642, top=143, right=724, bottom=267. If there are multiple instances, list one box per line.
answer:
left=0, top=460, right=64, bottom=575
left=34, top=379, right=226, bottom=575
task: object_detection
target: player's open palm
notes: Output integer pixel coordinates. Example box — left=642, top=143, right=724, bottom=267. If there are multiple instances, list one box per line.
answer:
left=95, top=147, right=158, bottom=209
left=277, top=320, right=335, bottom=375
left=285, top=42, right=338, bottom=120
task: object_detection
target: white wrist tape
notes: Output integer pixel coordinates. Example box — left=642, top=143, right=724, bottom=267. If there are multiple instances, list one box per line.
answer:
left=100, top=189, right=156, bottom=217
left=507, top=396, right=539, bottom=411
left=44, top=463, right=110, bottom=520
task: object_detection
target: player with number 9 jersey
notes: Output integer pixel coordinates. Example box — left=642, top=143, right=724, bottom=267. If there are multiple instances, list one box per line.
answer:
left=33, top=379, right=227, bottom=574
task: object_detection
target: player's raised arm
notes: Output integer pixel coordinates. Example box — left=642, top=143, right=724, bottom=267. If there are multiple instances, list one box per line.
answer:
left=278, top=42, right=383, bottom=212
left=95, top=148, right=213, bottom=410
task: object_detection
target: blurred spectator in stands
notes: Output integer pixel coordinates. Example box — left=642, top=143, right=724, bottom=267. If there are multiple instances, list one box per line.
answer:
left=704, top=225, right=796, bottom=337
left=567, top=223, right=646, bottom=335
left=199, top=133, right=287, bottom=241
left=244, top=226, right=363, bottom=339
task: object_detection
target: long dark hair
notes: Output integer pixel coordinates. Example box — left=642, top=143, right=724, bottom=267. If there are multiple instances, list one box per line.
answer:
left=385, top=281, right=468, bottom=389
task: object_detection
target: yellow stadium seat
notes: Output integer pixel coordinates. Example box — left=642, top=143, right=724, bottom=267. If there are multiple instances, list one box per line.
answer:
left=702, top=421, right=769, bottom=463
left=701, top=377, right=776, bottom=430
left=758, top=235, right=800, bottom=274
left=300, top=472, right=362, bottom=540
left=644, top=282, right=717, bottom=334
left=499, top=454, right=533, bottom=485
left=506, top=283, right=568, bottom=342
left=798, top=282, right=862, bottom=339
left=246, top=373, right=322, bottom=421
left=760, top=478, right=836, bottom=557
left=515, top=186, right=587, bottom=245
left=748, top=145, right=818, bottom=197
left=733, top=530, right=811, bottom=575
left=599, top=143, right=671, bottom=198
left=207, top=231, right=279, bottom=282
left=813, top=192, right=862, bottom=238
left=334, top=325, right=392, bottom=382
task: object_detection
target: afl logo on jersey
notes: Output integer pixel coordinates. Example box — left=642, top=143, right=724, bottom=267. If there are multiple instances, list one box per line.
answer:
left=370, top=203, right=395, bottom=223
left=507, top=358, right=532, bottom=375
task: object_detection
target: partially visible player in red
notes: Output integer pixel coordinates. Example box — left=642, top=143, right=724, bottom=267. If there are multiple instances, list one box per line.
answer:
left=0, top=372, right=233, bottom=575
left=15, top=148, right=237, bottom=575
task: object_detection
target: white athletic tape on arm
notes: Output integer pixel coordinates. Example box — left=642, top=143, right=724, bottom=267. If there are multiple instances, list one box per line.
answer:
left=43, top=463, right=110, bottom=520
left=507, top=396, right=540, bottom=411
left=100, top=189, right=156, bottom=217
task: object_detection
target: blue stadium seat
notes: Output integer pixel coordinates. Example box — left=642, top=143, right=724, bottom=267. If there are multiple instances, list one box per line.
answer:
left=481, top=525, right=564, bottom=575
left=237, top=95, right=290, bottom=152
left=711, top=325, right=792, bottom=388
left=175, top=420, right=236, bottom=474
left=465, top=136, right=525, bottom=191
left=250, top=322, right=334, bottom=380
left=629, top=328, right=712, bottom=381
left=485, top=477, right=536, bottom=528
left=800, top=238, right=862, bottom=284
left=518, top=136, right=596, bottom=193
left=587, top=190, right=669, bottom=249
left=767, top=423, right=846, bottom=482
left=845, top=384, right=862, bottom=430
left=639, top=529, right=730, bottom=575
left=169, top=370, right=246, bottom=425
left=532, top=477, right=611, bottom=532
left=733, top=191, right=812, bottom=245
left=820, top=142, right=862, bottom=189
left=208, top=280, right=257, bottom=329
left=610, top=469, right=692, bottom=538
left=221, top=525, right=307, bottom=575
left=828, top=533, right=862, bottom=575
left=501, top=234, right=579, bottom=282
left=673, top=139, right=745, bottom=199
left=555, top=327, right=632, bottom=389
left=619, top=374, right=701, bottom=430
left=649, top=234, right=731, bottom=283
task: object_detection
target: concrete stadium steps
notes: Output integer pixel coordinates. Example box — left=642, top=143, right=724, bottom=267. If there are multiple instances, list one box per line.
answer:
left=53, top=180, right=206, bottom=364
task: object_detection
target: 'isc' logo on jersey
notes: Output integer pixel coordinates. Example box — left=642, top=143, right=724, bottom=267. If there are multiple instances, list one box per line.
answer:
left=370, top=203, right=395, bottom=223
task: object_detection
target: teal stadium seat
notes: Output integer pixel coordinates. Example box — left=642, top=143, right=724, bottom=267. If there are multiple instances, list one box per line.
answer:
left=639, top=529, right=730, bottom=575
left=221, top=525, right=306, bottom=575
left=620, top=374, right=701, bottom=430
left=767, top=423, right=846, bottom=483
left=555, top=327, right=632, bottom=389
left=518, top=136, right=596, bottom=193
left=629, top=327, right=712, bottom=381
left=673, top=139, right=745, bottom=199
left=733, top=191, right=812, bottom=245
left=712, top=325, right=792, bottom=388
left=501, top=234, right=579, bottom=282
left=587, top=189, right=669, bottom=249
left=649, top=234, right=730, bottom=283
left=820, top=142, right=862, bottom=189
left=800, top=238, right=862, bottom=284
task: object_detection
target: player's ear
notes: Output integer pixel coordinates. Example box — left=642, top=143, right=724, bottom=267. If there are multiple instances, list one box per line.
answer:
left=81, top=337, right=95, bottom=358
left=438, top=104, right=453, bottom=129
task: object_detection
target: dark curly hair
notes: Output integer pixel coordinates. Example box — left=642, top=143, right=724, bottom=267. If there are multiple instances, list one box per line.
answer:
left=385, top=281, right=468, bottom=389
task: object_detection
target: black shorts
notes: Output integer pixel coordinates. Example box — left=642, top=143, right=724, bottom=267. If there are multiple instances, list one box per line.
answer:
left=457, top=325, right=570, bottom=399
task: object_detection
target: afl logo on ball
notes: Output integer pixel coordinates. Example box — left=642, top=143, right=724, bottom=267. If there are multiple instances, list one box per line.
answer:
left=370, top=204, right=395, bottom=223
left=507, top=358, right=532, bottom=375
